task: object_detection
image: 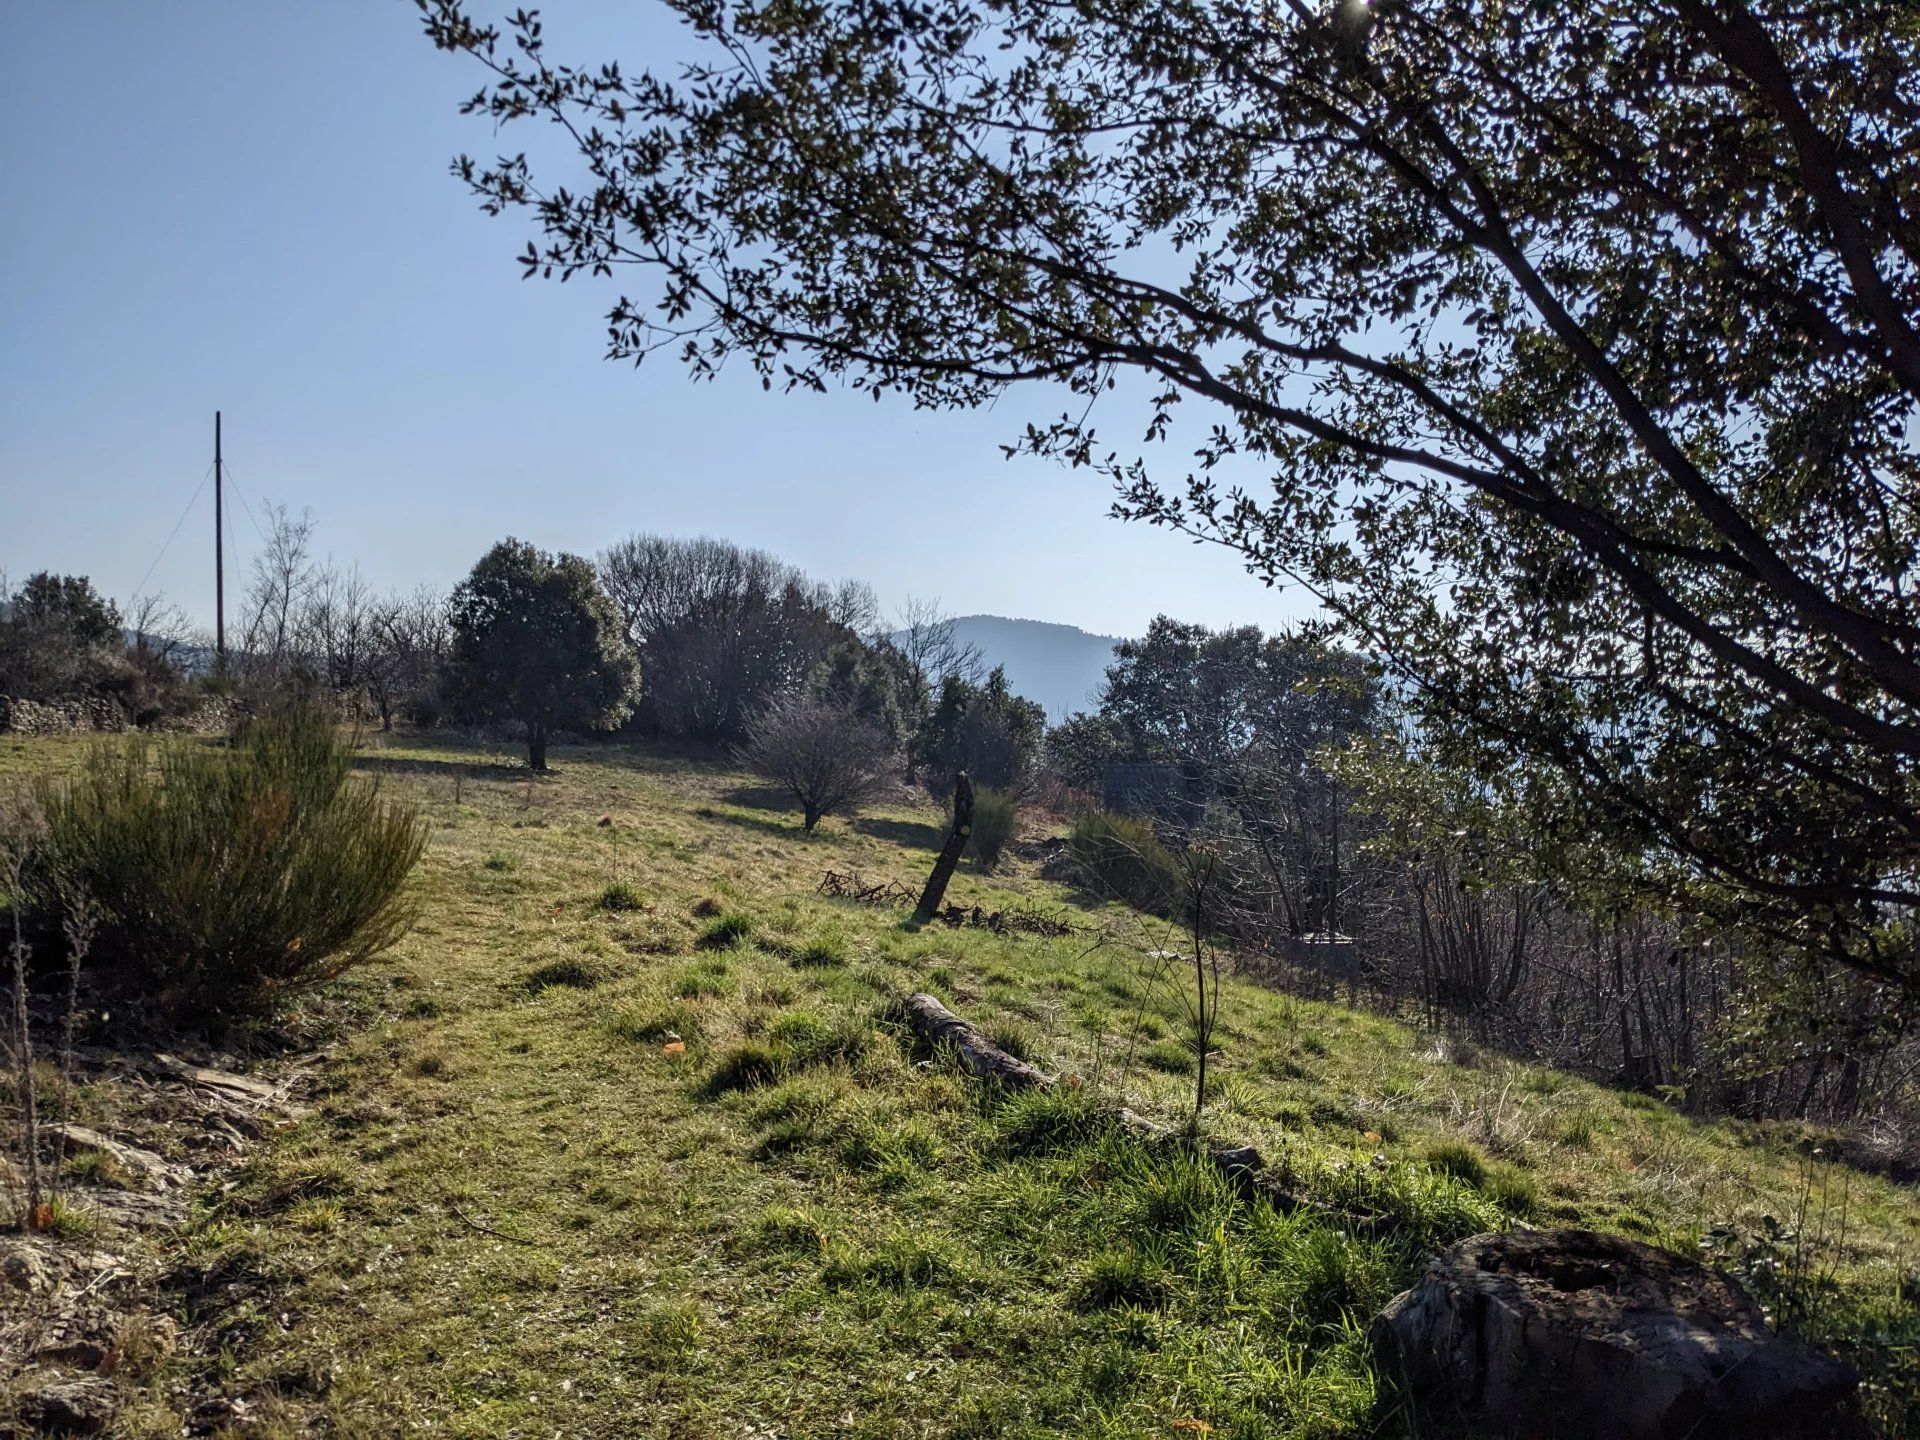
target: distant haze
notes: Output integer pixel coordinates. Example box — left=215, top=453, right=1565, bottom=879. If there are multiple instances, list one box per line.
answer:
left=925, top=615, right=1124, bottom=720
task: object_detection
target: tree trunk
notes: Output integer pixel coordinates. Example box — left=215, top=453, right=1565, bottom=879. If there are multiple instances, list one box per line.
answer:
left=527, top=722, right=549, bottom=772
left=912, top=772, right=973, bottom=924
left=804, top=803, right=822, bottom=833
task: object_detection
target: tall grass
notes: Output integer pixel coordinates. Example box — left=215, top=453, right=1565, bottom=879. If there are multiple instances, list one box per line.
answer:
left=1067, top=809, right=1183, bottom=915
left=27, top=706, right=428, bottom=1019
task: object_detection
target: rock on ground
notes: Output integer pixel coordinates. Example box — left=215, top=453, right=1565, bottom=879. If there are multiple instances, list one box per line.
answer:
left=1370, top=1228, right=1858, bottom=1440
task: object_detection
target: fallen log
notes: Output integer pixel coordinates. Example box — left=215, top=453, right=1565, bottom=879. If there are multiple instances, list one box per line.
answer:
left=895, top=992, right=1054, bottom=1089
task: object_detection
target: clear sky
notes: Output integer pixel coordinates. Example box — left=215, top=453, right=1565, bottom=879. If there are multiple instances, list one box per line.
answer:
left=0, top=1, right=1317, bottom=641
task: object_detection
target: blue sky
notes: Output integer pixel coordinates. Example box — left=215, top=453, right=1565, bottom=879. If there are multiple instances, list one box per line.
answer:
left=0, top=1, right=1317, bottom=641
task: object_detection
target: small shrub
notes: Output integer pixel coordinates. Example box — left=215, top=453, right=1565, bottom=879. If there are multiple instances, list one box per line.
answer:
left=696, top=911, right=754, bottom=949
left=598, top=880, right=645, bottom=912
left=1067, top=810, right=1183, bottom=915
left=24, top=705, right=428, bottom=1019
left=481, top=854, right=516, bottom=872
left=967, top=787, right=1019, bottom=871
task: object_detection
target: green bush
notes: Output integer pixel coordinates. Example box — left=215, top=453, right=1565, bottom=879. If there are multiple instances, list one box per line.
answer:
left=966, top=787, right=1019, bottom=871
left=1067, top=810, right=1183, bottom=915
left=26, top=706, right=427, bottom=1019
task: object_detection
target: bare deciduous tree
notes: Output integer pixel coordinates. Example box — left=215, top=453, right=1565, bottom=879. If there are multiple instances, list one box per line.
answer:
left=738, top=692, right=894, bottom=833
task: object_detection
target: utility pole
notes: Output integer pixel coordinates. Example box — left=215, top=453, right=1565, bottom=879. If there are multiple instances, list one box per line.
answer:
left=215, top=410, right=226, bottom=674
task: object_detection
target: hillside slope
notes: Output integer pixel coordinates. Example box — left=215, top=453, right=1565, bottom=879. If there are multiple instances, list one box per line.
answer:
left=6, top=735, right=1913, bottom=1437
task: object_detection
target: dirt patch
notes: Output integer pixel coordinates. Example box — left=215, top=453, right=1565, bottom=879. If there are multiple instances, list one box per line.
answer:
left=4, top=1038, right=312, bottom=1433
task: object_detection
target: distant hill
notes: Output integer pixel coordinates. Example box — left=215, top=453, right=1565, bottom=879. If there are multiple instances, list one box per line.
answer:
left=935, top=615, right=1123, bottom=720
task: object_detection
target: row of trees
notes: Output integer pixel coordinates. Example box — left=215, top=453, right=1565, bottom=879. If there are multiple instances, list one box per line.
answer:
left=4, top=524, right=1047, bottom=791
left=1052, top=616, right=1913, bottom=1125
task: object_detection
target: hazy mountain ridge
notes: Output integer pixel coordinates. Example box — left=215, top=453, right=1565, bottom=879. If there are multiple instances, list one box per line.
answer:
left=933, top=614, right=1124, bottom=719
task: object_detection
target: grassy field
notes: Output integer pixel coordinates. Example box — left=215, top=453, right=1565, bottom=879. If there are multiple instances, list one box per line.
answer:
left=5, top=731, right=1919, bottom=1438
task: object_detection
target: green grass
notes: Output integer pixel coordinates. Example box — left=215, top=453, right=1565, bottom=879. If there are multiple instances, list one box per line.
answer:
left=3, top=730, right=1917, bottom=1437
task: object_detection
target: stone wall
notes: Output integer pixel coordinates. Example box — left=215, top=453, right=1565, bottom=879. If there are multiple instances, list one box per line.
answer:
left=0, top=695, right=129, bottom=736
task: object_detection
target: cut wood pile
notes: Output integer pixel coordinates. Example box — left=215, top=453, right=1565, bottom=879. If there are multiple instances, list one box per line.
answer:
left=820, top=871, right=1077, bottom=937
left=818, top=870, right=918, bottom=906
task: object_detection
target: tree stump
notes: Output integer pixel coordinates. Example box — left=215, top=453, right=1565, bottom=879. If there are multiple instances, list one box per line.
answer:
left=911, top=771, right=973, bottom=924
left=1370, top=1228, right=1858, bottom=1439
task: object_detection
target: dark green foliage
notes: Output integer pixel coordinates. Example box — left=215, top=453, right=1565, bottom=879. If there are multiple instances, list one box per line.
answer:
left=445, top=538, right=639, bottom=771
left=26, top=706, right=427, bottom=1019
left=1100, top=618, right=1377, bottom=772
left=1067, top=810, right=1182, bottom=916
left=808, top=640, right=911, bottom=749
left=966, top=786, right=1017, bottom=871
left=915, top=667, right=1044, bottom=792
left=0, top=572, right=125, bottom=703
left=1042, top=711, right=1126, bottom=794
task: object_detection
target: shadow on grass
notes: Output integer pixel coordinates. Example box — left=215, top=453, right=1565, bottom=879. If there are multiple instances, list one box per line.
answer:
left=694, top=802, right=807, bottom=840
left=352, top=754, right=531, bottom=780
left=851, top=815, right=947, bottom=852
left=718, top=783, right=798, bottom=813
